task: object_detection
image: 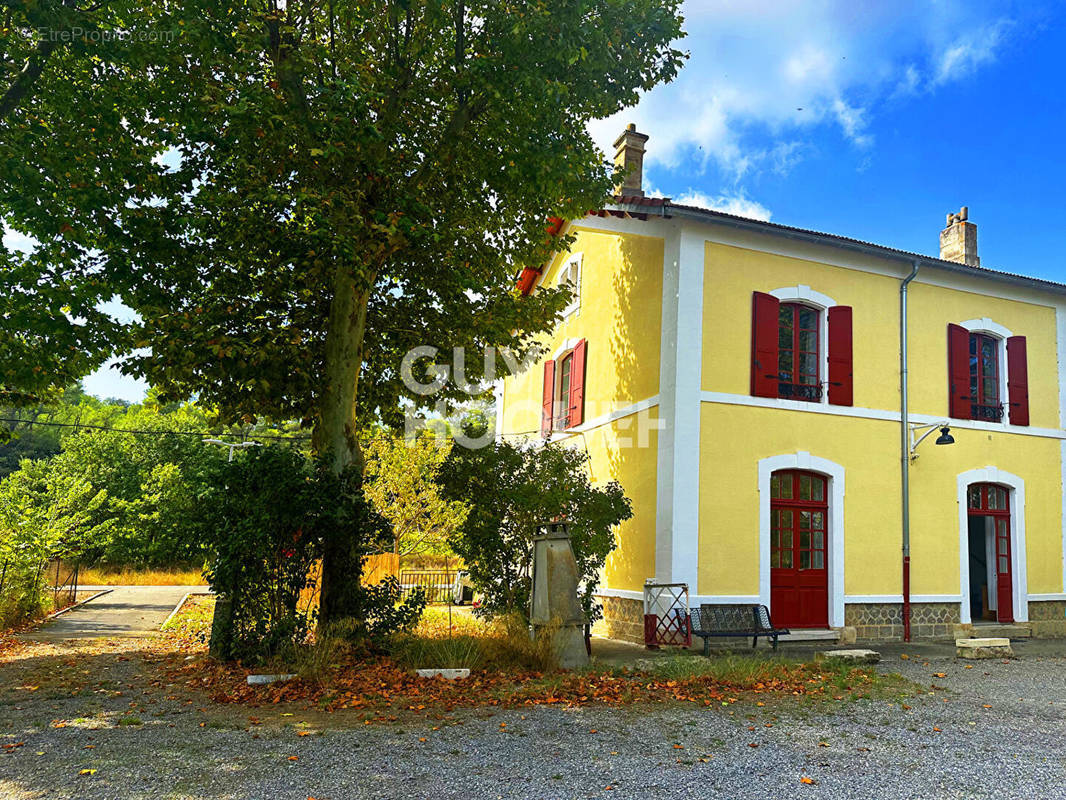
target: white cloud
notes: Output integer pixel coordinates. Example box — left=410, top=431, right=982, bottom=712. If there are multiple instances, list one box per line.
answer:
left=934, top=21, right=1010, bottom=85
left=671, top=190, right=772, bottom=222
left=590, top=1, right=1020, bottom=180
left=647, top=185, right=772, bottom=221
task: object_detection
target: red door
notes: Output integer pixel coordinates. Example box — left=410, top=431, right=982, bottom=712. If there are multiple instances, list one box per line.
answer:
left=770, top=471, right=828, bottom=628
left=968, top=483, right=1013, bottom=623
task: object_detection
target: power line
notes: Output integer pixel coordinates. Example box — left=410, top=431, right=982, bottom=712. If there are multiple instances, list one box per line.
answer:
left=0, top=417, right=311, bottom=442
left=1, top=415, right=546, bottom=443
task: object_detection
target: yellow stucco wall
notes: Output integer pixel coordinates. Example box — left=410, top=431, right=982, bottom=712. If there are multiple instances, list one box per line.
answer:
left=499, top=226, right=664, bottom=434
left=701, top=240, right=1060, bottom=426
left=498, top=224, right=665, bottom=593
left=502, top=224, right=1065, bottom=606
left=907, top=283, right=1059, bottom=428
left=697, top=403, right=1063, bottom=597
left=702, top=240, right=902, bottom=410
left=582, top=409, right=660, bottom=591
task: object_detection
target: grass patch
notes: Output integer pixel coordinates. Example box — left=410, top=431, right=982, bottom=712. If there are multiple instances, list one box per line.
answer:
left=117, top=716, right=143, bottom=726
left=643, top=653, right=805, bottom=685
left=79, top=567, right=207, bottom=586
left=638, top=653, right=914, bottom=702
left=390, top=635, right=487, bottom=671
left=159, top=595, right=214, bottom=650
left=391, top=613, right=560, bottom=673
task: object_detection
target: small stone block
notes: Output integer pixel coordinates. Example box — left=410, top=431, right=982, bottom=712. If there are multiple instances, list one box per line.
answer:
left=817, top=649, right=880, bottom=664
left=246, top=673, right=297, bottom=685
left=415, top=668, right=470, bottom=680
left=955, top=637, right=1013, bottom=659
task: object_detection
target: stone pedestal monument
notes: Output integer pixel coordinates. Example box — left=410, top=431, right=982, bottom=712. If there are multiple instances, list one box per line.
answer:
left=530, top=522, right=589, bottom=669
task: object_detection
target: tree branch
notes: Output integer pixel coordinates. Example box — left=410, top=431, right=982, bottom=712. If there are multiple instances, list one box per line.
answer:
left=0, top=37, right=59, bottom=120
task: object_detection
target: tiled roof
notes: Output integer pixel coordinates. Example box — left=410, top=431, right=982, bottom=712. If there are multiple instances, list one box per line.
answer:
left=609, top=197, right=1066, bottom=296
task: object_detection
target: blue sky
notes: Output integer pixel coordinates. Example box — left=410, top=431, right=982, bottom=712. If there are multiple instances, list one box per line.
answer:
left=591, top=0, right=1064, bottom=276
left=11, top=0, right=1066, bottom=403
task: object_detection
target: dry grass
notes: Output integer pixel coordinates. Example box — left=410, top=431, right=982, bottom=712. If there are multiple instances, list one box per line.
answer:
left=392, top=612, right=560, bottom=673
left=78, top=566, right=207, bottom=586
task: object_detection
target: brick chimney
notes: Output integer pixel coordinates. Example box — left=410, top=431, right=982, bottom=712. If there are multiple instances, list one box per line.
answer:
left=613, top=123, right=649, bottom=197
left=939, top=206, right=980, bottom=266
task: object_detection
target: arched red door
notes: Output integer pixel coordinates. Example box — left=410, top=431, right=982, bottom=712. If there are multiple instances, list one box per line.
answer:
left=967, top=483, right=1013, bottom=623
left=770, top=470, right=829, bottom=628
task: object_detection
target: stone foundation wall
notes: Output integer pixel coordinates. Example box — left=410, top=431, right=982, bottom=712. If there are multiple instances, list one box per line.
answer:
left=596, top=596, right=644, bottom=644
left=1028, top=600, right=1066, bottom=638
left=845, top=602, right=959, bottom=641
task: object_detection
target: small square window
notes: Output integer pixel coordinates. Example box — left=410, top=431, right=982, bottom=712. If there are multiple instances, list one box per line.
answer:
left=559, top=256, right=581, bottom=319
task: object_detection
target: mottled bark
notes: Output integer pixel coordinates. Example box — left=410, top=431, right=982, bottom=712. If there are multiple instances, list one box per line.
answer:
left=313, top=262, right=372, bottom=626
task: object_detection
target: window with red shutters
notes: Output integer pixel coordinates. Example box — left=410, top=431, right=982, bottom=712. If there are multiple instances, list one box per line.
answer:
left=544, top=339, right=587, bottom=433
left=751, top=292, right=850, bottom=406
left=777, top=303, right=822, bottom=402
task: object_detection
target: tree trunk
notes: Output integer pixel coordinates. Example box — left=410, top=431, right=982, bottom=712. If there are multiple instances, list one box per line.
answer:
left=313, top=262, right=372, bottom=627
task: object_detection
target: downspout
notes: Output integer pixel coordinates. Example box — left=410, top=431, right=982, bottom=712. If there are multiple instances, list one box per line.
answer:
left=900, top=259, right=920, bottom=642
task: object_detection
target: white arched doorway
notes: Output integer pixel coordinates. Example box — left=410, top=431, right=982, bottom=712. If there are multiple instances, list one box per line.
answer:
left=957, top=467, right=1027, bottom=624
left=758, top=452, right=845, bottom=627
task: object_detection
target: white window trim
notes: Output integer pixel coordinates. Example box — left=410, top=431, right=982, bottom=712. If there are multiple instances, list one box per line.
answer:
left=957, top=318, right=1013, bottom=424
left=757, top=451, right=846, bottom=628
left=956, top=467, right=1028, bottom=624
left=769, top=285, right=836, bottom=407
left=559, top=253, right=582, bottom=320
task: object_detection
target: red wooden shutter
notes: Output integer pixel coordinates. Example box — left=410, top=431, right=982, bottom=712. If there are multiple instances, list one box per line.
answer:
left=827, top=306, right=853, bottom=406
left=567, top=339, right=587, bottom=428
left=541, top=359, right=555, bottom=437
left=751, top=292, right=780, bottom=398
left=1006, top=336, right=1029, bottom=426
left=947, top=323, right=971, bottom=419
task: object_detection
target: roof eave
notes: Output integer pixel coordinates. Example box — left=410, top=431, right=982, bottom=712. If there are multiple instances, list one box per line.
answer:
left=605, top=200, right=1066, bottom=298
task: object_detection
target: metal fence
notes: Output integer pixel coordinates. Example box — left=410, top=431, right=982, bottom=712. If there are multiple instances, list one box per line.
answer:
left=399, top=570, right=462, bottom=604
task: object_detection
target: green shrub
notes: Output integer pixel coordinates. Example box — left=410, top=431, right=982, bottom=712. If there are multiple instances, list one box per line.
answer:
left=200, top=446, right=424, bottom=662
left=439, top=439, right=632, bottom=623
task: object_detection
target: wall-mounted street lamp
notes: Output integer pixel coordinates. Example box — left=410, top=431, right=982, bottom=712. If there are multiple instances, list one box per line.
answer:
left=909, top=422, right=955, bottom=461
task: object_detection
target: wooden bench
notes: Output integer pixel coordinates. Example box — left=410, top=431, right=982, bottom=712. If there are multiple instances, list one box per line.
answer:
left=689, top=604, right=790, bottom=655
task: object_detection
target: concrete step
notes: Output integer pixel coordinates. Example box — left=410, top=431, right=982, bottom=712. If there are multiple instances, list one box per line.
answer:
left=958, top=623, right=1032, bottom=640
left=779, top=629, right=840, bottom=643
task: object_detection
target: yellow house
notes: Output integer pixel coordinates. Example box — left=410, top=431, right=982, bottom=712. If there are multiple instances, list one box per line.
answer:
left=497, top=127, right=1066, bottom=642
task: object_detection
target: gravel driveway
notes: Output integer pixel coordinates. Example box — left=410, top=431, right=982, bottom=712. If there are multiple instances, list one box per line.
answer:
left=1, top=639, right=1064, bottom=799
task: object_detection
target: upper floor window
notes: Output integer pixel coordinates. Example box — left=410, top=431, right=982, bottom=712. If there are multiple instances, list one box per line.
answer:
left=751, top=290, right=853, bottom=407
left=948, top=321, right=1029, bottom=426
left=559, top=254, right=582, bottom=319
left=778, top=303, right=822, bottom=402
left=540, top=338, right=587, bottom=437
left=969, top=332, right=1001, bottom=421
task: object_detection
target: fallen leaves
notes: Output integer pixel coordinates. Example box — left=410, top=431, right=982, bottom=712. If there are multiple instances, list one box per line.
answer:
left=78, top=769, right=97, bottom=776
left=800, top=776, right=816, bottom=785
